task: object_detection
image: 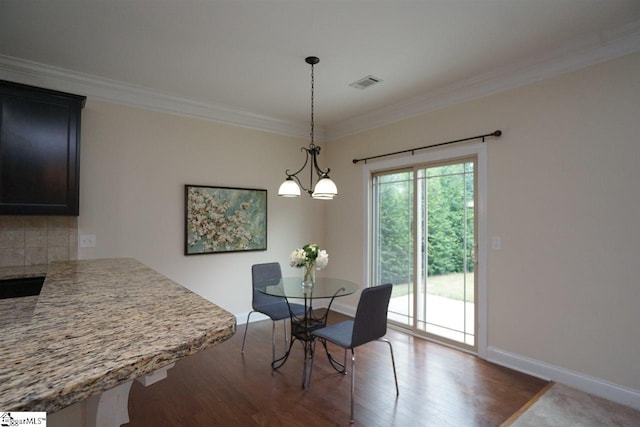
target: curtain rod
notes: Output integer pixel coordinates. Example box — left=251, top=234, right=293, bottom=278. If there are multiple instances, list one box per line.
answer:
left=352, top=130, right=502, bottom=164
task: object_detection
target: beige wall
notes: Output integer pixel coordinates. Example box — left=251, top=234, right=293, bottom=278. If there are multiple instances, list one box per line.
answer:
left=65, top=52, right=639, bottom=407
left=324, top=52, right=640, bottom=394
left=77, top=101, right=327, bottom=316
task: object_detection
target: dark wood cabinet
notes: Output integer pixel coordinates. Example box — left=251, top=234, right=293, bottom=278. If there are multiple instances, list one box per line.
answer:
left=0, top=81, right=86, bottom=215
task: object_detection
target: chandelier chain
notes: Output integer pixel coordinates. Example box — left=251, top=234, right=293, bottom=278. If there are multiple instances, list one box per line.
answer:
left=310, top=61, right=315, bottom=147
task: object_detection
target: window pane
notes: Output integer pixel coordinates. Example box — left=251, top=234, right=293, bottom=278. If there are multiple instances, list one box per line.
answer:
left=372, top=170, right=414, bottom=325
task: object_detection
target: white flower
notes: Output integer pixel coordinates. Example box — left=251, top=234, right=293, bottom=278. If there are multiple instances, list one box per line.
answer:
left=289, top=244, right=329, bottom=270
left=315, top=249, right=329, bottom=270
left=289, top=248, right=307, bottom=268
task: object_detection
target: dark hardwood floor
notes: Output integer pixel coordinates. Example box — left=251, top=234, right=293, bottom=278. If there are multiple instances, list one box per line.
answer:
left=125, top=312, right=547, bottom=426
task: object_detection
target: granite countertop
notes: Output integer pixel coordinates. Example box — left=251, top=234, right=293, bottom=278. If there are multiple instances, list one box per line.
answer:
left=0, top=258, right=236, bottom=412
left=0, top=264, right=48, bottom=280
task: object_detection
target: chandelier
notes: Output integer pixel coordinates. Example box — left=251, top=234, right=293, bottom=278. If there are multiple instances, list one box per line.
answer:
left=278, top=56, right=337, bottom=200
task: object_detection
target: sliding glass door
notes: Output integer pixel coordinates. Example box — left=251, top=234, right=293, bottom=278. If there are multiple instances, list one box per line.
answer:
left=372, top=169, right=415, bottom=325
left=372, top=157, right=477, bottom=351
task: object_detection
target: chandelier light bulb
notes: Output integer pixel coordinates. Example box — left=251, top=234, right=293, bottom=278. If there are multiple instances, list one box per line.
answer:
left=312, top=177, right=338, bottom=199
left=278, top=178, right=301, bottom=197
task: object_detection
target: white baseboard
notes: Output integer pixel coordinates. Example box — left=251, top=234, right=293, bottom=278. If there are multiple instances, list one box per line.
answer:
left=487, top=346, right=640, bottom=411
left=235, top=311, right=269, bottom=326
left=328, top=301, right=356, bottom=318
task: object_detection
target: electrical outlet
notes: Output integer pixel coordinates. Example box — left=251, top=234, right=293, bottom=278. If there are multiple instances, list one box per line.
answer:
left=79, top=234, right=96, bottom=248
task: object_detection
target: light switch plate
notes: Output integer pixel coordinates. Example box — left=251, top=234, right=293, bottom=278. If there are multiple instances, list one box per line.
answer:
left=491, top=236, right=501, bottom=250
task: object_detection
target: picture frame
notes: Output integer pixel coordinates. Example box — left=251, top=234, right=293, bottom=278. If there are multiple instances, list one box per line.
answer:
left=184, top=185, right=267, bottom=255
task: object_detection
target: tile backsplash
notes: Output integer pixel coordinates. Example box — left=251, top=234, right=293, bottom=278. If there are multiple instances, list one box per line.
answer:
left=0, top=216, right=78, bottom=267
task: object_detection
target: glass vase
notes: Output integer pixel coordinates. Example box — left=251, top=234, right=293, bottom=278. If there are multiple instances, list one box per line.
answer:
left=302, top=264, right=315, bottom=288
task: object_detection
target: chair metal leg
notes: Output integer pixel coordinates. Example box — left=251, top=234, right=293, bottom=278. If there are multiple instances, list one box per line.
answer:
left=346, top=341, right=398, bottom=424
left=343, top=348, right=348, bottom=375
left=283, top=319, right=288, bottom=343
left=379, top=338, right=399, bottom=396
left=271, top=320, right=277, bottom=363
left=350, top=348, right=356, bottom=424
left=241, top=311, right=255, bottom=354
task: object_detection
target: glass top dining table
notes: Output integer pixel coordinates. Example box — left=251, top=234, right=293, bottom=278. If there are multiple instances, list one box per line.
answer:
left=256, top=276, right=359, bottom=388
left=258, top=276, right=359, bottom=300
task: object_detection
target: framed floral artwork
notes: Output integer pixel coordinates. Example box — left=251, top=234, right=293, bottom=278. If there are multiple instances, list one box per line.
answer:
left=184, top=185, right=267, bottom=255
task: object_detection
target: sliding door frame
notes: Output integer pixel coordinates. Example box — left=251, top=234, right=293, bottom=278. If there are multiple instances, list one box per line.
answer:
left=362, top=142, right=488, bottom=357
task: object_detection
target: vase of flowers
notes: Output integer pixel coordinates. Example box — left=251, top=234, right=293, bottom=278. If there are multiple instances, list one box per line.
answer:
left=290, top=243, right=329, bottom=287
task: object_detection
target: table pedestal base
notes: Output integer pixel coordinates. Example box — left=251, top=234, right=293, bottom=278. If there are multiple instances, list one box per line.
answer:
left=273, top=316, right=347, bottom=388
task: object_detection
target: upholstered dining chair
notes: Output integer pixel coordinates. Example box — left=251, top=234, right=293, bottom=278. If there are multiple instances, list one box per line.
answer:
left=310, top=283, right=398, bottom=424
left=241, top=262, right=307, bottom=363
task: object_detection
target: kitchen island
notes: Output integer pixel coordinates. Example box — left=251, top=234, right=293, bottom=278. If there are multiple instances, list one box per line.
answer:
left=0, top=258, right=236, bottom=425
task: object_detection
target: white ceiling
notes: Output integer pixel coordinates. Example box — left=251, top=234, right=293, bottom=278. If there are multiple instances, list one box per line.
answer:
left=1, top=1, right=640, bottom=140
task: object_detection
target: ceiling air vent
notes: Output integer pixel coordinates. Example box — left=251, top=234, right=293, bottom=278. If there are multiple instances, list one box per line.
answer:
left=349, top=75, right=383, bottom=90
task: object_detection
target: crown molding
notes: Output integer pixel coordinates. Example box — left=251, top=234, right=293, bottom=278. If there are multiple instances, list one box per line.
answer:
left=0, top=54, right=311, bottom=139
left=1, top=18, right=638, bottom=143
left=324, top=19, right=640, bottom=141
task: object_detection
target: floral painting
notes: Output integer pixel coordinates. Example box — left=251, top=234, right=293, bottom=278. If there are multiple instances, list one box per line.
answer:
left=185, top=185, right=267, bottom=255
